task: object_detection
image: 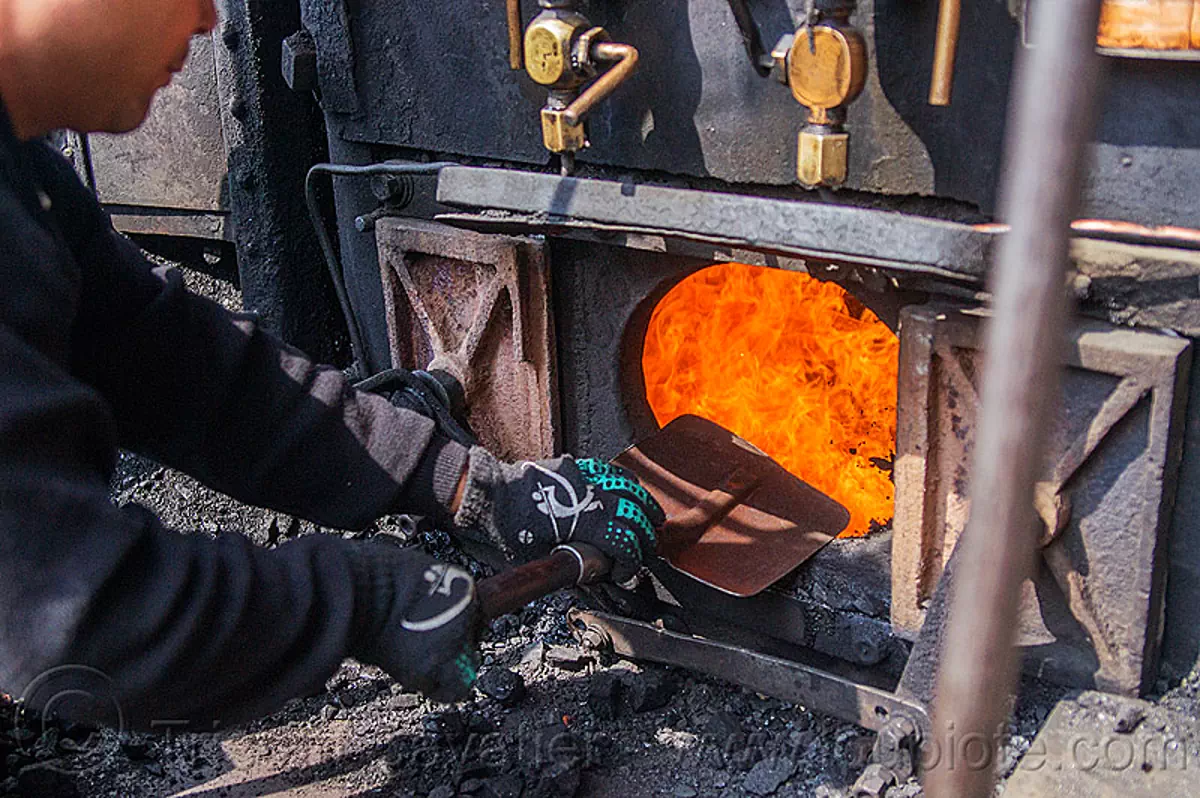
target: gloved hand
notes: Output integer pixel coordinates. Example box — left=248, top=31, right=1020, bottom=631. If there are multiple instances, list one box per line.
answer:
left=453, top=449, right=666, bottom=584
left=357, top=368, right=479, bottom=448
left=347, top=541, right=481, bottom=702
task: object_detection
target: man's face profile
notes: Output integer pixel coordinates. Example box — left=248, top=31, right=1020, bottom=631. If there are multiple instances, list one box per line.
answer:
left=70, top=0, right=218, bottom=133
left=0, top=0, right=218, bottom=136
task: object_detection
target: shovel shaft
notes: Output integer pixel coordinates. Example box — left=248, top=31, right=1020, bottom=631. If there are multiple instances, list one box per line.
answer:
left=477, top=542, right=609, bottom=619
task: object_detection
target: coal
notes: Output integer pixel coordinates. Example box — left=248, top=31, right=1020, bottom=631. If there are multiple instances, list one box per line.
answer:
left=525, top=760, right=581, bottom=798
left=729, top=744, right=763, bottom=772
left=1114, top=704, right=1146, bottom=734
left=477, top=668, right=527, bottom=708
left=16, top=763, right=81, bottom=798
left=119, top=740, right=154, bottom=761
left=544, top=646, right=593, bottom=672
left=703, top=711, right=745, bottom=744
left=488, top=614, right=521, bottom=641
left=423, top=710, right=469, bottom=746
left=743, top=756, right=797, bottom=796
left=520, top=641, right=547, bottom=668
left=478, top=773, right=523, bottom=798
left=625, top=671, right=675, bottom=713
left=428, top=787, right=455, bottom=798
left=586, top=672, right=624, bottom=721
left=388, top=692, right=421, bottom=711
left=467, top=712, right=497, bottom=736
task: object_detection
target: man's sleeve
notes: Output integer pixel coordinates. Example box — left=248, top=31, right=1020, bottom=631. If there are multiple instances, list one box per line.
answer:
left=63, top=205, right=466, bottom=529
left=0, top=321, right=359, bottom=729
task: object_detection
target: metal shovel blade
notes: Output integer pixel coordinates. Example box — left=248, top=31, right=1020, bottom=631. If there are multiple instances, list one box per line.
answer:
left=613, top=415, right=850, bottom=598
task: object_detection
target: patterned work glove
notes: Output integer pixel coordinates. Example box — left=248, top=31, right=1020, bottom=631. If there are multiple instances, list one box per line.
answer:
left=453, top=449, right=667, bottom=584
left=347, top=542, right=481, bottom=702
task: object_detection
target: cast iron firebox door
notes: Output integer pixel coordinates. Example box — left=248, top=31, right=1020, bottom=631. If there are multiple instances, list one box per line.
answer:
left=374, top=218, right=559, bottom=461
left=892, top=304, right=1191, bottom=696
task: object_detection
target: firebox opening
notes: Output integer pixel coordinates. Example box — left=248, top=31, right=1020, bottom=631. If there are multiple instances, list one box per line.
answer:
left=640, top=262, right=900, bottom=538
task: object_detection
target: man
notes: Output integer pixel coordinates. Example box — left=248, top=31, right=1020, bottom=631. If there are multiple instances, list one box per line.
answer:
left=0, top=0, right=662, bottom=729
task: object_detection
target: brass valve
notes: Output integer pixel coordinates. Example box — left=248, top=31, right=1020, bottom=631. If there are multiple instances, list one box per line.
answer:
left=516, top=5, right=639, bottom=171
left=773, top=14, right=866, bottom=188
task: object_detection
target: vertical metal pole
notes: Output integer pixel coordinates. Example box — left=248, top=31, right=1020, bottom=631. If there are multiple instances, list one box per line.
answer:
left=924, top=2, right=1105, bottom=796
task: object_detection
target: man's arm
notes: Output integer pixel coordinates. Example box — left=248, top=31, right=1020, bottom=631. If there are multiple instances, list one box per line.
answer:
left=52, top=191, right=464, bottom=529
left=82, top=256, right=466, bottom=528
left=0, top=322, right=379, bottom=728
left=8, top=137, right=460, bottom=529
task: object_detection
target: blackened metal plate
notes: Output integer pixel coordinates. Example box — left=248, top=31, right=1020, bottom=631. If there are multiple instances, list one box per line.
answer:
left=613, top=414, right=850, bottom=597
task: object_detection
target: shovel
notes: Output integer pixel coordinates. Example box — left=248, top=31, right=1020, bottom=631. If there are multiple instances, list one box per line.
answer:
left=477, top=414, right=850, bottom=618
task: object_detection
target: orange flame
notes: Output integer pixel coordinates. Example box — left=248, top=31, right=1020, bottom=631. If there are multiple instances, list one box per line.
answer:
left=641, top=263, right=899, bottom=537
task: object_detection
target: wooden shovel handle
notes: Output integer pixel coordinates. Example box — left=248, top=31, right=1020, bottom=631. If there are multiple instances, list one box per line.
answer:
left=477, top=542, right=609, bottom=620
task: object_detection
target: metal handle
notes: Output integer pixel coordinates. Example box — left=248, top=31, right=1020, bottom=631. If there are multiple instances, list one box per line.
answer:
left=476, top=542, right=609, bottom=619
left=929, top=0, right=962, bottom=106
left=507, top=0, right=523, bottom=70
left=563, top=40, right=640, bottom=127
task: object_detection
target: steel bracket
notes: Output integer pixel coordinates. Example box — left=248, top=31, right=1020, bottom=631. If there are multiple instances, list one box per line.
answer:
left=568, top=609, right=931, bottom=744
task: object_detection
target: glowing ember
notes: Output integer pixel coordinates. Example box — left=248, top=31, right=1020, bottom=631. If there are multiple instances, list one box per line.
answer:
left=642, top=263, right=899, bottom=537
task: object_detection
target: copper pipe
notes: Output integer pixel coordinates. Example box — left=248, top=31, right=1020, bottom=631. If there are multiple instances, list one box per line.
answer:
left=1071, top=218, right=1200, bottom=246
left=563, top=41, right=639, bottom=126
left=929, top=0, right=962, bottom=106
left=974, top=218, right=1200, bottom=248
left=924, top=0, right=1106, bottom=795
left=507, top=0, right=523, bottom=70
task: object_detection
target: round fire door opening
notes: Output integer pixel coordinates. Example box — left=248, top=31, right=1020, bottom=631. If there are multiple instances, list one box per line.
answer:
left=641, top=263, right=899, bottom=537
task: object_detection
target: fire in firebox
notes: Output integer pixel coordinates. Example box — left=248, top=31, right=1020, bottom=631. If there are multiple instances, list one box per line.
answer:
left=641, top=262, right=898, bottom=537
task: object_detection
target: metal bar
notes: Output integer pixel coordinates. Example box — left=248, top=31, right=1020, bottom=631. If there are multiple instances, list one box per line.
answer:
left=436, top=166, right=997, bottom=276
left=725, top=0, right=772, bottom=76
left=569, top=609, right=931, bottom=737
left=563, top=41, right=639, bottom=127
left=924, top=1, right=1106, bottom=796
left=929, top=0, right=962, bottom=106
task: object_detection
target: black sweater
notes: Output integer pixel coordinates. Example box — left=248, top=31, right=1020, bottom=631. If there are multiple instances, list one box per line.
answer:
left=0, top=104, right=468, bottom=729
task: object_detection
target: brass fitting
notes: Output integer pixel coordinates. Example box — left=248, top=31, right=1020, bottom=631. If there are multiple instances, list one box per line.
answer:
left=797, top=125, right=850, bottom=188
left=524, top=10, right=592, bottom=89
left=522, top=8, right=639, bottom=165
left=541, top=106, right=587, bottom=153
left=776, top=14, right=867, bottom=188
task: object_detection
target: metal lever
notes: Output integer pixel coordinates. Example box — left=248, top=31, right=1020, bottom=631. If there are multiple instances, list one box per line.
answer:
left=726, top=0, right=774, bottom=76
left=929, top=0, right=962, bottom=105
left=561, top=41, right=639, bottom=127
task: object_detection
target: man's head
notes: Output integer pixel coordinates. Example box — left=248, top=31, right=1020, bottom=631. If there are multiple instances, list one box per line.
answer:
left=0, top=0, right=217, bottom=140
